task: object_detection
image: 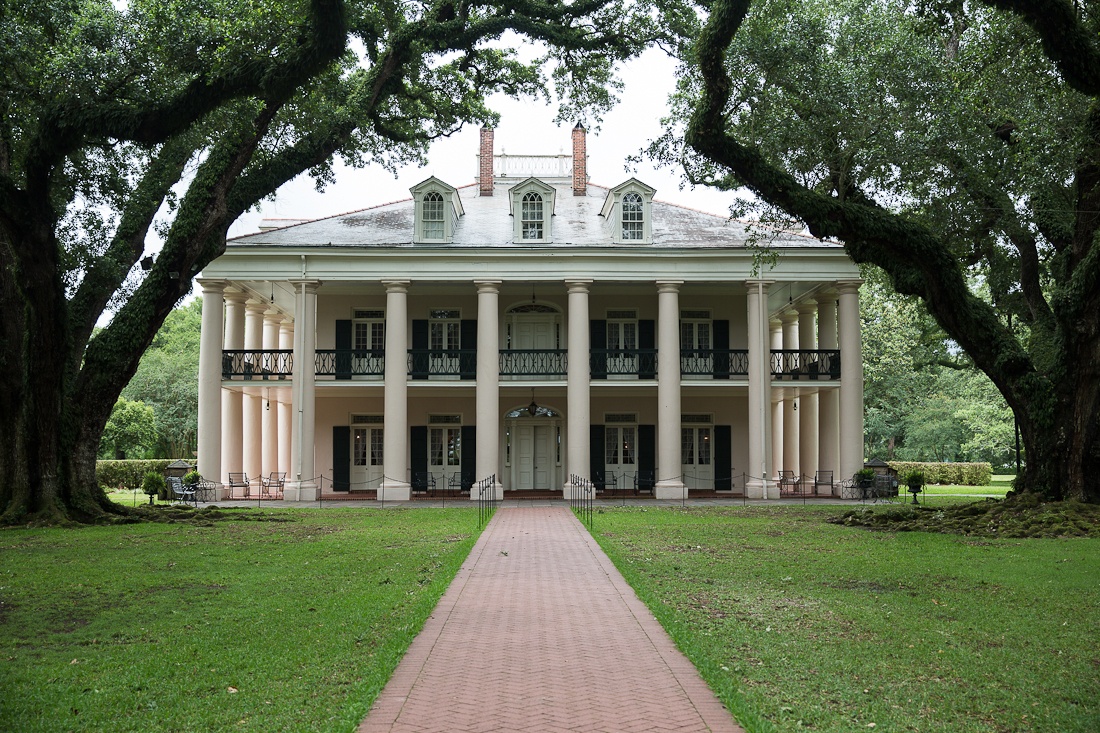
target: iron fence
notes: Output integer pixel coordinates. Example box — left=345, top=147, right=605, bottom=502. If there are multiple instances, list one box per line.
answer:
left=477, top=474, right=498, bottom=528
left=770, top=349, right=841, bottom=379
left=221, top=349, right=293, bottom=379
left=569, top=474, right=594, bottom=528
left=499, top=349, right=568, bottom=376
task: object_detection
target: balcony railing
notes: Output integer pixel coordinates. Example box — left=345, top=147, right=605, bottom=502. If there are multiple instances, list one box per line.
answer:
left=499, top=349, right=567, bottom=376
left=315, top=350, right=385, bottom=378
left=590, top=348, right=658, bottom=378
left=222, top=349, right=293, bottom=379
left=407, top=349, right=477, bottom=378
left=222, top=347, right=842, bottom=381
left=771, top=349, right=841, bottom=379
left=680, top=349, right=750, bottom=377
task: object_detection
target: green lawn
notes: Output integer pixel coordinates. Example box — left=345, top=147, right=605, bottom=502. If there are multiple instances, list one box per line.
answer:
left=0, top=507, right=479, bottom=732
left=591, top=504, right=1100, bottom=733
left=917, top=473, right=1013, bottom=497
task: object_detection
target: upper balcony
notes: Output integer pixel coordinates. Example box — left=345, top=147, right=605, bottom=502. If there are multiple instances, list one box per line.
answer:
left=223, top=348, right=840, bottom=381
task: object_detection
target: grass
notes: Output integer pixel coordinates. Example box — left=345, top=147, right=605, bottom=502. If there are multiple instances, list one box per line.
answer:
left=591, top=504, right=1100, bottom=733
left=919, top=474, right=1013, bottom=497
left=0, top=507, right=479, bottom=732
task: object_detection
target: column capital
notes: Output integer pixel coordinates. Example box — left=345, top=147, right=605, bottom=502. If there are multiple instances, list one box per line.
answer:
left=288, top=279, right=322, bottom=293
left=245, top=298, right=267, bottom=314
left=655, top=280, right=683, bottom=293
left=263, top=308, right=283, bottom=322
left=223, top=289, right=249, bottom=304
left=744, top=278, right=775, bottom=289
left=196, top=278, right=227, bottom=294
left=564, top=279, right=593, bottom=293
left=381, top=279, right=410, bottom=293
left=834, top=279, right=864, bottom=295
left=780, top=309, right=799, bottom=324
left=770, top=317, right=784, bottom=330
left=796, top=300, right=818, bottom=315
left=474, top=279, right=502, bottom=293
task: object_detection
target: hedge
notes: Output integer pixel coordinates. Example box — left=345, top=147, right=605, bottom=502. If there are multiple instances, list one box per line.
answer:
left=887, top=461, right=992, bottom=486
left=96, top=459, right=195, bottom=492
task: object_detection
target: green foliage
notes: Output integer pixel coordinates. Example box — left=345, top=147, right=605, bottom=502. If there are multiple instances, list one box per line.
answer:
left=121, top=299, right=202, bottom=458
left=99, top=397, right=157, bottom=459
left=904, top=469, right=925, bottom=489
left=182, top=470, right=202, bottom=486
left=96, top=459, right=184, bottom=492
left=888, top=461, right=992, bottom=486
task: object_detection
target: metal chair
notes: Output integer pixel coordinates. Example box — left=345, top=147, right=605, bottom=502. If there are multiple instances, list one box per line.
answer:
left=168, top=476, right=196, bottom=506
left=227, top=472, right=251, bottom=498
left=814, top=470, right=834, bottom=496
left=778, top=470, right=803, bottom=496
left=260, top=472, right=286, bottom=498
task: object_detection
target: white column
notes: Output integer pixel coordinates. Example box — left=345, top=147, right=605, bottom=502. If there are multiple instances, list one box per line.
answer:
left=221, top=292, right=246, bottom=483
left=382, top=280, right=411, bottom=500
left=197, top=279, right=226, bottom=495
left=797, top=301, right=819, bottom=486
left=817, top=295, right=840, bottom=490
left=243, top=300, right=264, bottom=485
left=655, top=281, right=686, bottom=499
left=837, top=280, right=865, bottom=483
left=746, top=280, right=774, bottom=498
left=289, top=280, right=320, bottom=501
left=261, top=310, right=281, bottom=482
left=564, top=280, right=592, bottom=497
left=781, top=310, right=800, bottom=478
left=475, top=280, right=503, bottom=499
left=278, top=320, right=294, bottom=478
left=770, top=318, right=784, bottom=485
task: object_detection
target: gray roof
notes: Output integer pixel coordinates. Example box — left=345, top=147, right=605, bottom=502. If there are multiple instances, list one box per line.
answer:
left=228, top=181, right=832, bottom=250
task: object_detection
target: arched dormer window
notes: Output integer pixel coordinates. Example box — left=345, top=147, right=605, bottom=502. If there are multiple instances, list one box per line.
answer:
left=601, top=178, right=656, bottom=244
left=622, top=192, right=643, bottom=241
left=410, top=177, right=463, bottom=243
left=522, top=192, right=544, bottom=239
left=509, top=177, right=555, bottom=243
left=423, top=191, right=444, bottom=239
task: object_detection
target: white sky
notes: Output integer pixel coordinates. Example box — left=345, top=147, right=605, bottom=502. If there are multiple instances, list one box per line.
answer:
left=227, top=48, right=738, bottom=238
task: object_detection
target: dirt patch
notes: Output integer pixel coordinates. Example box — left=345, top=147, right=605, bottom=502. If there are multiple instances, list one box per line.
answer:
left=828, top=494, right=1100, bottom=538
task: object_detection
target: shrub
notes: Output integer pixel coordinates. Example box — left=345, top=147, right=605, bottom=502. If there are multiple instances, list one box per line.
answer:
left=905, top=470, right=925, bottom=489
left=183, top=470, right=202, bottom=486
left=97, top=459, right=191, bottom=492
left=888, top=461, right=992, bottom=486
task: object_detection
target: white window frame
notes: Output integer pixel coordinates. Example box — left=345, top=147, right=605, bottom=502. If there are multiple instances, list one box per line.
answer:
left=509, top=177, right=556, bottom=243
left=601, top=178, right=655, bottom=244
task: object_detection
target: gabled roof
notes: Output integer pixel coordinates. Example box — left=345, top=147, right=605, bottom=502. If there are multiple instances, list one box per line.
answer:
left=409, top=176, right=464, bottom=217
left=600, top=177, right=657, bottom=219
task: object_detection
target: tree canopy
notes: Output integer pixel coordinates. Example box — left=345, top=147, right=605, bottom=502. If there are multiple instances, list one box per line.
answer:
left=680, top=0, right=1100, bottom=501
left=0, top=0, right=688, bottom=523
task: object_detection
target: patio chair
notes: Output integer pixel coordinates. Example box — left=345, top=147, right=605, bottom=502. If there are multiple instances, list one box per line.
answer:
left=260, top=472, right=286, bottom=498
left=411, top=472, right=436, bottom=496
left=167, top=476, right=196, bottom=506
left=227, top=472, right=250, bottom=498
left=634, top=469, right=655, bottom=495
left=814, top=470, right=834, bottom=496
left=778, top=470, right=803, bottom=496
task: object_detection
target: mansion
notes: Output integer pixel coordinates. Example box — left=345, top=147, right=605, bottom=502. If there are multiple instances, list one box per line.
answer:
left=195, top=126, right=864, bottom=500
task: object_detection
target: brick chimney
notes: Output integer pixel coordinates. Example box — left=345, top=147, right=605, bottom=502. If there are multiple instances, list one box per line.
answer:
left=572, top=122, right=587, bottom=196
left=479, top=127, right=494, bottom=196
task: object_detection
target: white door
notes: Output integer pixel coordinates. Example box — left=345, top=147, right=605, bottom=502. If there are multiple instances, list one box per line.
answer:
left=607, top=319, right=638, bottom=377
left=353, top=319, right=385, bottom=376
left=681, top=318, right=712, bottom=376
left=681, top=426, right=714, bottom=488
left=513, top=423, right=554, bottom=489
left=514, top=317, right=555, bottom=350
left=430, top=318, right=461, bottom=376
left=351, top=427, right=384, bottom=489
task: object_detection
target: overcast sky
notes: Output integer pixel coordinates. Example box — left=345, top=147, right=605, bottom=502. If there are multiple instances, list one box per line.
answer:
left=227, top=48, right=737, bottom=238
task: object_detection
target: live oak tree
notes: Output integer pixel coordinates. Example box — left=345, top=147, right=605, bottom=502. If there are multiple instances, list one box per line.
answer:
left=0, top=0, right=683, bottom=523
left=682, top=0, right=1100, bottom=501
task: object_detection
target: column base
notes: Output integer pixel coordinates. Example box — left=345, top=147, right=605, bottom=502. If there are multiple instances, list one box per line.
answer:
left=654, top=480, right=687, bottom=500
left=766, top=481, right=780, bottom=500
left=378, top=481, right=411, bottom=502
left=746, top=479, right=766, bottom=499
left=471, top=482, right=503, bottom=501
left=284, top=482, right=318, bottom=502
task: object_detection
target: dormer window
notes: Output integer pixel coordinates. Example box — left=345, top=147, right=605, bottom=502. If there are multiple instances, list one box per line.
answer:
left=622, top=192, right=644, bottom=240
left=422, top=192, right=445, bottom=239
left=522, top=192, right=544, bottom=239
left=509, top=177, right=555, bottom=243
left=410, top=177, right=463, bottom=243
left=601, top=178, right=656, bottom=244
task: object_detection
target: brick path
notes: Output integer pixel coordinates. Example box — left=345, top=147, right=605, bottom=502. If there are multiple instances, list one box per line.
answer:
left=359, top=506, right=744, bottom=733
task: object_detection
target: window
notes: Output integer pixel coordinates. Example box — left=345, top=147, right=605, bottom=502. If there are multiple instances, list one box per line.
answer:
left=622, top=192, right=643, bottom=240
left=522, top=192, right=543, bottom=239
left=422, top=191, right=444, bottom=239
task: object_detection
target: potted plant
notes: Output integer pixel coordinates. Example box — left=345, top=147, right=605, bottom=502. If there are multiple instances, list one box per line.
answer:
left=182, top=470, right=202, bottom=488
left=855, top=468, right=875, bottom=488
left=141, top=471, right=166, bottom=505
left=905, top=470, right=925, bottom=504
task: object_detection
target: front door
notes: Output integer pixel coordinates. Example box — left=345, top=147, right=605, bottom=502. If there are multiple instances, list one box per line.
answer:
left=513, top=423, right=554, bottom=490
left=604, top=424, right=637, bottom=490
left=681, top=425, right=714, bottom=489
left=351, top=427, right=384, bottom=489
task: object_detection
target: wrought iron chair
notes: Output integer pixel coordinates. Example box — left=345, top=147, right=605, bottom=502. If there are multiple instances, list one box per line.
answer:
left=778, top=470, right=803, bottom=496
left=168, top=476, right=196, bottom=506
left=814, top=470, right=834, bottom=496
left=227, top=472, right=251, bottom=498
left=260, top=472, right=285, bottom=498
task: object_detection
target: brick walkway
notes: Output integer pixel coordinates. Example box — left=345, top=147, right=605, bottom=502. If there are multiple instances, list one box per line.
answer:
left=359, top=506, right=744, bottom=733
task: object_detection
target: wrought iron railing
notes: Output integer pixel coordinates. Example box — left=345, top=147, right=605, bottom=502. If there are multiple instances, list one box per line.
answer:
left=680, top=349, right=749, bottom=376
left=477, top=474, right=498, bottom=528
left=499, top=349, right=567, bottom=376
left=590, top=348, right=658, bottom=377
left=222, top=349, right=293, bottom=379
left=569, top=473, right=594, bottom=528
left=407, top=349, right=477, bottom=378
left=771, top=349, right=841, bottom=379
left=315, top=350, right=385, bottom=377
